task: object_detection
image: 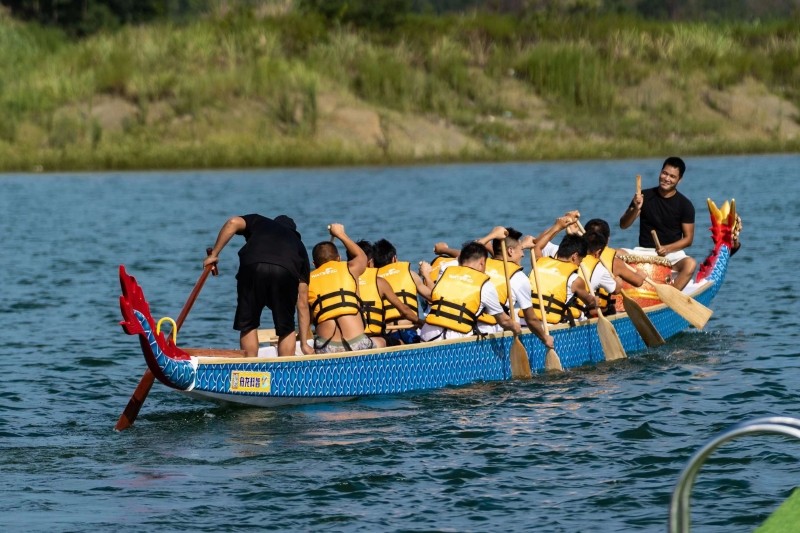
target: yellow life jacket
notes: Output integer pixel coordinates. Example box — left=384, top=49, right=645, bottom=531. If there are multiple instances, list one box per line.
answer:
left=377, top=261, right=418, bottom=322
left=358, top=267, right=384, bottom=335
left=308, top=261, right=361, bottom=325
left=580, top=255, right=612, bottom=311
left=430, top=255, right=456, bottom=284
left=599, top=246, right=616, bottom=274
left=425, top=266, right=489, bottom=334
left=530, top=257, right=580, bottom=324
left=478, top=258, right=521, bottom=324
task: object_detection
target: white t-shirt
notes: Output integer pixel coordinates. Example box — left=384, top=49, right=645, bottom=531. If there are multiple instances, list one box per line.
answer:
left=421, top=281, right=504, bottom=340
left=588, top=262, right=617, bottom=295
left=510, top=269, right=533, bottom=311
left=542, top=242, right=559, bottom=258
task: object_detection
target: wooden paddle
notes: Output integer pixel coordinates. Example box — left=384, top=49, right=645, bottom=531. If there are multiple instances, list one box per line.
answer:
left=648, top=230, right=713, bottom=329
left=530, top=252, right=563, bottom=372
left=620, top=288, right=665, bottom=347
left=114, top=248, right=217, bottom=431
left=636, top=174, right=642, bottom=196
left=580, top=264, right=626, bottom=361
left=500, top=240, right=531, bottom=379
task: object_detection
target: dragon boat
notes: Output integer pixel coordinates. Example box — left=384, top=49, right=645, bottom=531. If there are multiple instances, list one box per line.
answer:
left=118, top=199, right=738, bottom=409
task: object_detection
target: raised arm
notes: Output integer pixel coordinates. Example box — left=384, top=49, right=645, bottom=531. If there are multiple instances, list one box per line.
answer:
left=329, top=223, right=367, bottom=278
left=477, top=226, right=508, bottom=255
left=433, top=242, right=460, bottom=258
left=533, top=214, right=577, bottom=259
left=619, top=193, right=643, bottom=229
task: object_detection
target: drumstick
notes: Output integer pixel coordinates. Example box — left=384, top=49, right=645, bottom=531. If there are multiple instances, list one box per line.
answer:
left=651, top=230, right=662, bottom=250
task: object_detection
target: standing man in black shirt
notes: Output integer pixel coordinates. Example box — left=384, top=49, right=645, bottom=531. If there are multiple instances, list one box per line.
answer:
left=619, top=156, right=697, bottom=290
left=204, top=214, right=313, bottom=356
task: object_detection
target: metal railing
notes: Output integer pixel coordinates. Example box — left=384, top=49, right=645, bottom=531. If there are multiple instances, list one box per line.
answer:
left=669, top=416, right=800, bottom=533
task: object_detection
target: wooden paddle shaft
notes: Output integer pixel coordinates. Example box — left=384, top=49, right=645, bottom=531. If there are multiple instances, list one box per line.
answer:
left=500, top=240, right=516, bottom=317
left=636, top=174, right=641, bottom=196
left=115, top=248, right=216, bottom=431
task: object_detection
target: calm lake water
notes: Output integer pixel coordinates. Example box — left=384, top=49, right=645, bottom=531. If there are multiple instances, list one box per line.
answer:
left=1, top=155, right=799, bottom=532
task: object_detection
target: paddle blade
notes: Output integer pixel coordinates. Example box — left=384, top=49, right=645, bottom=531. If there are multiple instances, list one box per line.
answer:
left=510, top=337, right=532, bottom=379
left=597, top=316, right=627, bottom=361
left=652, top=282, right=713, bottom=330
left=114, top=369, right=155, bottom=431
left=544, top=348, right=563, bottom=372
left=621, top=290, right=665, bottom=347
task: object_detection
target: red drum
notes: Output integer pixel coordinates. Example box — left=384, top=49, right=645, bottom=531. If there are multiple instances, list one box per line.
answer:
left=614, top=254, right=673, bottom=312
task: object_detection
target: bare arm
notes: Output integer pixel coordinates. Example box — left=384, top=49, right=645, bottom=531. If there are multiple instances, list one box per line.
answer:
left=296, top=282, right=314, bottom=355
left=433, top=242, right=460, bottom=258
left=533, top=215, right=576, bottom=259
left=411, top=271, right=432, bottom=302
left=655, top=222, right=694, bottom=255
left=378, top=278, right=423, bottom=327
left=477, top=226, right=508, bottom=255
left=619, top=193, right=643, bottom=229
left=493, top=311, right=521, bottom=334
left=329, top=223, right=367, bottom=278
left=613, top=256, right=646, bottom=287
left=571, top=278, right=596, bottom=309
left=521, top=307, right=554, bottom=349
left=204, top=216, right=246, bottom=268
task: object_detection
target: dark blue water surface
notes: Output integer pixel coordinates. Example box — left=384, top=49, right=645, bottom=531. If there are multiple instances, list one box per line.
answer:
left=1, top=155, right=799, bottom=532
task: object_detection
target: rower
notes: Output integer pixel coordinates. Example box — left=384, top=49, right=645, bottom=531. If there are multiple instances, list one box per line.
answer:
left=308, top=224, right=373, bottom=353
left=347, top=240, right=423, bottom=348
left=373, top=238, right=432, bottom=344
left=420, top=241, right=520, bottom=341
left=532, top=233, right=596, bottom=325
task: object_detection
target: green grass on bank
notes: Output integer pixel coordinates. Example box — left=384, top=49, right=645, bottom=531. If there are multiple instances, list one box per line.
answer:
left=0, top=9, right=799, bottom=171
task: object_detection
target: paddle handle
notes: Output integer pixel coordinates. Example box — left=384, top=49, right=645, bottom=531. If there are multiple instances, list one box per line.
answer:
left=636, top=174, right=641, bottom=196
left=499, top=240, right=516, bottom=317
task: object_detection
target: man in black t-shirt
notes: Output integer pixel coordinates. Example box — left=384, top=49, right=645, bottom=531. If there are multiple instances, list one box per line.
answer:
left=619, top=156, right=697, bottom=290
left=204, top=214, right=313, bottom=356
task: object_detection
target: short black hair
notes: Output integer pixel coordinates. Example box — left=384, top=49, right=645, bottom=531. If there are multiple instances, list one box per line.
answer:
left=347, top=239, right=373, bottom=261
left=312, top=241, right=338, bottom=267
left=459, top=241, right=489, bottom=265
left=372, top=239, right=396, bottom=268
left=556, top=234, right=587, bottom=260
left=663, top=156, right=686, bottom=178
left=584, top=219, right=610, bottom=240
left=584, top=231, right=608, bottom=254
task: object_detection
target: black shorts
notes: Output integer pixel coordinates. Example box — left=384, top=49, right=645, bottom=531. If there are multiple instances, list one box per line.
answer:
left=234, top=262, right=298, bottom=337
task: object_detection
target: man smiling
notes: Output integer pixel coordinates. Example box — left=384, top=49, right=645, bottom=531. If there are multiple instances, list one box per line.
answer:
left=619, top=156, right=697, bottom=290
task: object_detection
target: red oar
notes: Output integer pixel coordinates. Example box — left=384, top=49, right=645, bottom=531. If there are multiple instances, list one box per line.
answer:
left=114, top=248, right=217, bottom=431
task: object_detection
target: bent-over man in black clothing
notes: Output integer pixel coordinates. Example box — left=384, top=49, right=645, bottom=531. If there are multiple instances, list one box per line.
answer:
left=204, top=214, right=313, bottom=357
left=619, top=156, right=697, bottom=290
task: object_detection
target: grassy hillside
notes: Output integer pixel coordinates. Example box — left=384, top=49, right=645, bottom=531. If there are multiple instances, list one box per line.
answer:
left=0, top=8, right=799, bottom=171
